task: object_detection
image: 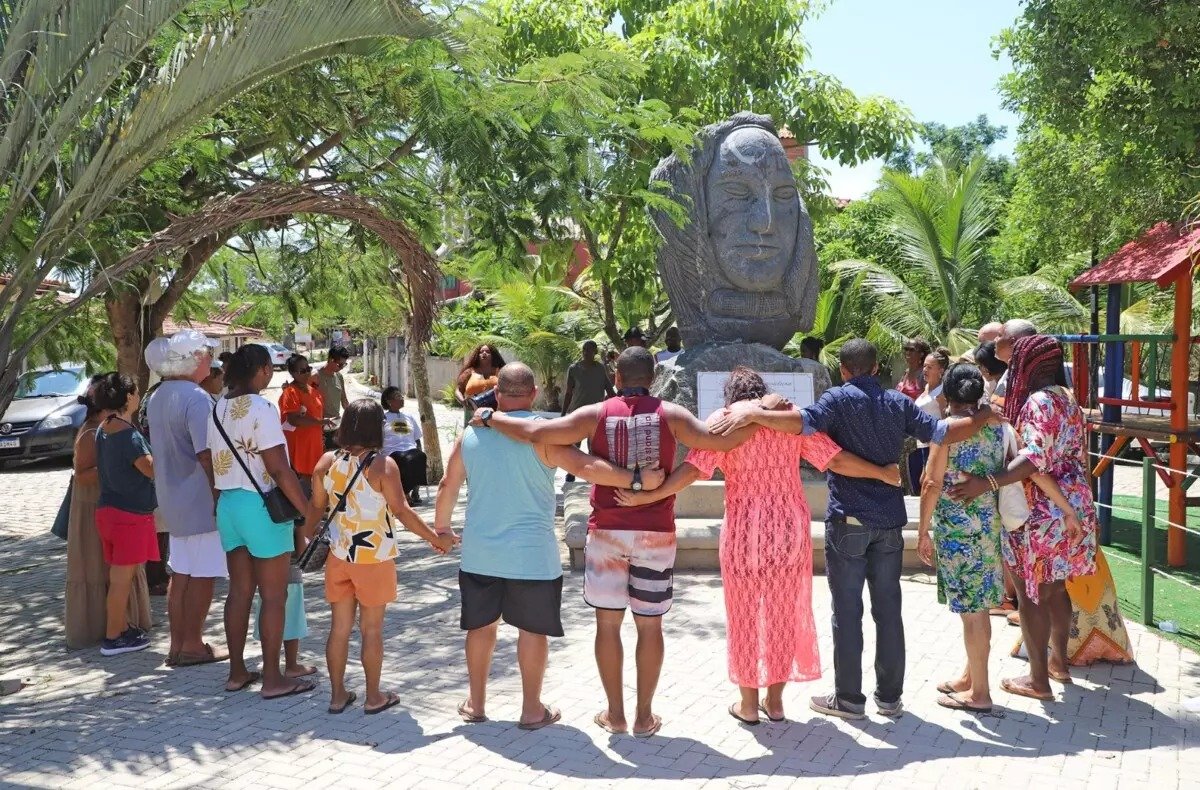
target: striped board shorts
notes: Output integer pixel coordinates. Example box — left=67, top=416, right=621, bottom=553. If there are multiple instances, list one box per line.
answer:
left=583, top=529, right=677, bottom=617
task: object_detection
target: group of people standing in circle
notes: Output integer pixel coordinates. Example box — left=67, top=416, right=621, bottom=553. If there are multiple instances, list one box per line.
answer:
left=56, top=320, right=1135, bottom=730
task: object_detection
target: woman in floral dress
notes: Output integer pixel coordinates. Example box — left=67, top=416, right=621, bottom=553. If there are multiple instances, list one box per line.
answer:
left=618, top=367, right=899, bottom=724
left=918, top=364, right=1006, bottom=712
left=949, top=336, right=1128, bottom=701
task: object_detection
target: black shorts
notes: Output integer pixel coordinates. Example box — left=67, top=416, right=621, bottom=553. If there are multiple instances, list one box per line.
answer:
left=458, top=571, right=564, bottom=637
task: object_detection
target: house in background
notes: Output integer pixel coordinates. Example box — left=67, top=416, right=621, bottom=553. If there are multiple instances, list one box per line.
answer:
left=163, top=303, right=263, bottom=354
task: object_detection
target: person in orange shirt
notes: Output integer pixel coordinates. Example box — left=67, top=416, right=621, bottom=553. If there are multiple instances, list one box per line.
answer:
left=279, top=354, right=331, bottom=480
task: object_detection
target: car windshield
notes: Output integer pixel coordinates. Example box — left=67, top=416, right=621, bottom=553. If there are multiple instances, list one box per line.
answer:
left=272, top=344, right=288, bottom=354
left=15, top=368, right=86, bottom=398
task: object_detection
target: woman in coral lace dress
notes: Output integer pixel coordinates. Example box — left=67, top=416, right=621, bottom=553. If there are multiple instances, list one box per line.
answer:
left=618, top=367, right=898, bottom=724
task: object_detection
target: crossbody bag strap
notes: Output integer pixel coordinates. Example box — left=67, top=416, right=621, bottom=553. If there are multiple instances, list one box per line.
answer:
left=211, top=399, right=268, bottom=498
left=315, top=450, right=377, bottom=539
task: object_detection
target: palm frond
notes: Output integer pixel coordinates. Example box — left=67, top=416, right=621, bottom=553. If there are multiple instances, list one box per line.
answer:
left=996, top=274, right=1089, bottom=333
left=830, top=258, right=940, bottom=342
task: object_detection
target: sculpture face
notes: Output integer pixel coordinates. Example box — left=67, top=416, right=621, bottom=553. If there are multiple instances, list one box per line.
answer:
left=650, top=112, right=818, bottom=351
left=705, top=126, right=798, bottom=293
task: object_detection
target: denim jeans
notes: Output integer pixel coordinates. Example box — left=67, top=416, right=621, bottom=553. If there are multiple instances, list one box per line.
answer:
left=825, top=520, right=906, bottom=706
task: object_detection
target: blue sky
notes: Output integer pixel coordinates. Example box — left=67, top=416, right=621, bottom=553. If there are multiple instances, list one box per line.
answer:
left=804, top=0, right=1024, bottom=198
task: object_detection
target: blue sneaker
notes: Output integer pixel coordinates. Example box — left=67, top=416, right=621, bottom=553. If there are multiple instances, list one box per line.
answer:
left=100, top=629, right=150, bottom=656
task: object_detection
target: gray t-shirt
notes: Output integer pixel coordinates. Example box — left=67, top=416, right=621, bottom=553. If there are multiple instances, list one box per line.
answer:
left=317, top=369, right=345, bottom=419
left=566, top=360, right=612, bottom=412
left=147, top=380, right=217, bottom=537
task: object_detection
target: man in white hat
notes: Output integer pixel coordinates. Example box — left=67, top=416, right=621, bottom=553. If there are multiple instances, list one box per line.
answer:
left=147, top=330, right=230, bottom=668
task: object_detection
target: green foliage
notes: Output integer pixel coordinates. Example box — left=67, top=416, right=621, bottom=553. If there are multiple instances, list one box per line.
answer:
left=0, top=0, right=448, bottom=410
left=996, top=0, right=1200, bottom=272
left=450, top=0, right=914, bottom=345
left=830, top=156, right=997, bottom=354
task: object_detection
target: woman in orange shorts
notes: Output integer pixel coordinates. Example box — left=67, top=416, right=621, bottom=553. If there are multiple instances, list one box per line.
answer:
left=305, top=399, right=455, bottom=715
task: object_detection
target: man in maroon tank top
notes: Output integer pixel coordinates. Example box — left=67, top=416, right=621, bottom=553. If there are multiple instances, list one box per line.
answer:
left=476, top=347, right=755, bottom=737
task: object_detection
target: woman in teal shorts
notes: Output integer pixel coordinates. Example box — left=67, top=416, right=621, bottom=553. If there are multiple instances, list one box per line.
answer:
left=208, top=344, right=313, bottom=700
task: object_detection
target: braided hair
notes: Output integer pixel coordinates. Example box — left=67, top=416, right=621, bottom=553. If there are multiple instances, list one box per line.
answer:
left=1002, top=335, right=1066, bottom=425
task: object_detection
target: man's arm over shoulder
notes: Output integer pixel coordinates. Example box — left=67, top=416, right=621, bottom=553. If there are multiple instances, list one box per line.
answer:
left=483, top=404, right=598, bottom=445
left=662, top=402, right=757, bottom=451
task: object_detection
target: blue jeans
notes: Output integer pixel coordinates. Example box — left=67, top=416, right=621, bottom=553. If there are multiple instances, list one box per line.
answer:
left=825, top=520, right=906, bottom=706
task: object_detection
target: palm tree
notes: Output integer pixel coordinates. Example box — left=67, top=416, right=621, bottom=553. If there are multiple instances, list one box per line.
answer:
left=0, top=0, right=446, bottom=413
left=830, top=155, right=995, bottom=355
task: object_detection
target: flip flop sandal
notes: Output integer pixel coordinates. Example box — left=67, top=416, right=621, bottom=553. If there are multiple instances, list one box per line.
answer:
left=758, top=702, right=785, bottom=723
left=176, top=644, right=229, bottom=667
left=224, top=671, right=262, bottom=692
left=328, top=691, right=357, bottom=715
left=262, top=679, right=316, bottom=700
left=517, top=705, right=561, bottom=731
left=165, top=652, right=181, bottom=668
left=633, top=715, right=664, bottom=738
left=365, top=692, right=402, bottom=715
left=728, top=704, right=759, bottom=726
left=593, top=711, right=626, bottom=735
left=937, top=692, right=993, bottom=714
left=936, top=682, right=968, bottom=695
left=458, top=700, right=487, bottom=723
left=1006, top=611, right=1021, bottom=627
left=1001, top=677, right=1054, bottom=701
left=1049, top=670, right=1074, bottom=684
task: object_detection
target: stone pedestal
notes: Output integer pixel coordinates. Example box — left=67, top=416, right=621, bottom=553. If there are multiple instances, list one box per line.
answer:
left=651, top=341, right=831, bottom=421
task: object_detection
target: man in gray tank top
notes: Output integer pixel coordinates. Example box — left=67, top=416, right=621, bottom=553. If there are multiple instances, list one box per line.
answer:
left=435, top=364, right=664, bottom=730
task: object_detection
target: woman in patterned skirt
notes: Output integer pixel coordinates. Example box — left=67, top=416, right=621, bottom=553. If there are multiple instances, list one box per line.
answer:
left=618, top=367, right=899, bottom=724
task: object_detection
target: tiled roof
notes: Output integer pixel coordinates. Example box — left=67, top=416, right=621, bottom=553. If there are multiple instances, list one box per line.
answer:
left=1072, top=222, right=1200, bottom=290
left=162, top=316, right=263, bottom=338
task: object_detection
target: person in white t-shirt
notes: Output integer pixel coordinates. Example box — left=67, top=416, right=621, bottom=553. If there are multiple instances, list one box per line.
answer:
left=653, top=327, right=683, bottom=366
left=209, top=344, right=313, bottom=700
left=380, top=386, right=427, bottom=505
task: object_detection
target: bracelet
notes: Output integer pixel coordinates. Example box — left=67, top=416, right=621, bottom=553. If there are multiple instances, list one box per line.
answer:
left=986, top=474, right=999, bottom=492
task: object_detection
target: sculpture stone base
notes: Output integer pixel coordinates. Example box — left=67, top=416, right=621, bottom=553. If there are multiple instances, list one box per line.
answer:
left=652, top=342, right=810, bottom=413
left=650, top=341, right=831, bottom=468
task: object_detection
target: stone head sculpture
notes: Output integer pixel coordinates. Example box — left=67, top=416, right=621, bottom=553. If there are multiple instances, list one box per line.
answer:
left=649, top=112, right=818, bottom=350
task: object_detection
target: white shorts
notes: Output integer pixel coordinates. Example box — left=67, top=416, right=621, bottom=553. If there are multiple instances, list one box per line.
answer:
left=168, top=532, right=228, bottom=578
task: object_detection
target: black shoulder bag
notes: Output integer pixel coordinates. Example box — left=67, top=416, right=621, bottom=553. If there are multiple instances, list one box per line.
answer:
left=298, top=451, right=376, bottom=572
left=211, top=400, right=302, bottom=524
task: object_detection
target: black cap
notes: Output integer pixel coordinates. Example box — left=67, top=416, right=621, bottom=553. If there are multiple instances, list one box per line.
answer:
left=624, top=327, right=646, bottom=340
left=328, top=346, right=352, bottom=360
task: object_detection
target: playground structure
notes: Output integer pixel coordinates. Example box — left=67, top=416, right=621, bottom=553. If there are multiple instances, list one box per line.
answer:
left=1056, top=222, right=1199, bottom=569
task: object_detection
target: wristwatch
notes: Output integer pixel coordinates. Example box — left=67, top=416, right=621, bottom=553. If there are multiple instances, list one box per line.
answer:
left=630, top=465, right=643, bottom=492
left=477, top=407, right=494, bottom=427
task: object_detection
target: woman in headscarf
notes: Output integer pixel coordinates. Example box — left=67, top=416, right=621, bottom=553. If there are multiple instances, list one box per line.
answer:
left=949, top=335, right=1130, bottom=701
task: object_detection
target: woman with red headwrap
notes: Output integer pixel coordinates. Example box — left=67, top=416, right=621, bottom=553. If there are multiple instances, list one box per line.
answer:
left=950, top=335, right=1129, bottom=701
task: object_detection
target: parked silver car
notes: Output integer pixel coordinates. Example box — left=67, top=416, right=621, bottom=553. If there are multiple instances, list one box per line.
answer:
left=0, top=366, right=90, bottom=467
left=250, top=341, right=291, bottom=370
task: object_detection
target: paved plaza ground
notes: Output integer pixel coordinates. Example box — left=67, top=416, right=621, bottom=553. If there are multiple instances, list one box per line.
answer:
left=1, top=380, right=1197, bottom=788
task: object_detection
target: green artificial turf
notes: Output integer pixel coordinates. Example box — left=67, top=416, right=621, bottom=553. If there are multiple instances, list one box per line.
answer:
left=1103, top=494, right=1200, bottom=654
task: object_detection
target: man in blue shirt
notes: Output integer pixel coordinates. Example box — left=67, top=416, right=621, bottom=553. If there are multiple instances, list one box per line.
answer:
left=711, top=339, right=994, bottom=719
